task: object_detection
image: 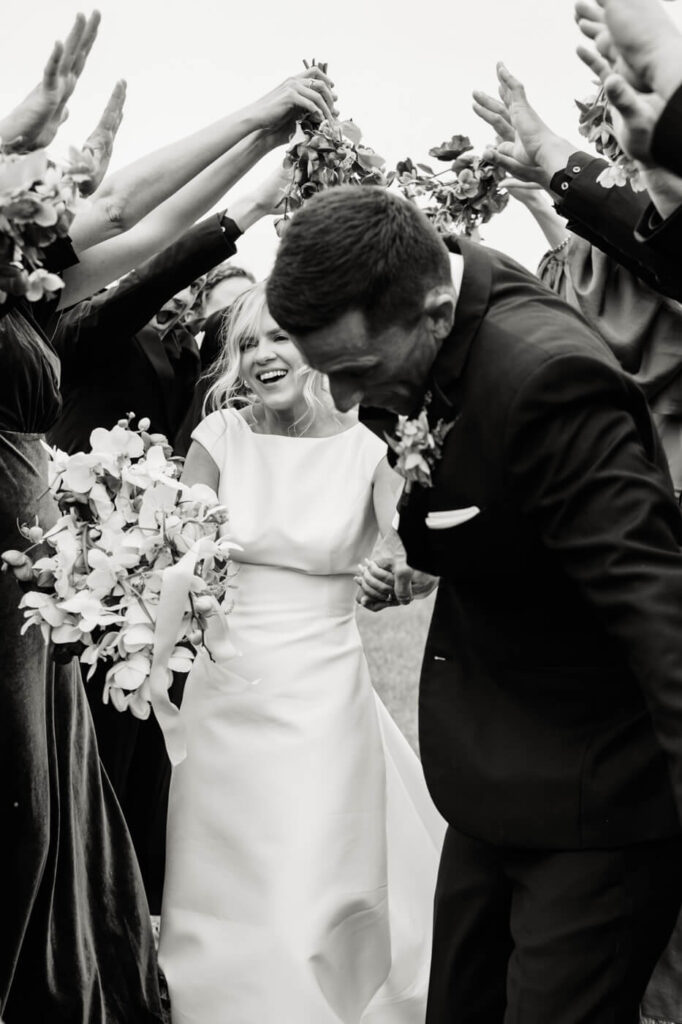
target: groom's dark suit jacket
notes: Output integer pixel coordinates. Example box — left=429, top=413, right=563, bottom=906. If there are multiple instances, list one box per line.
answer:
left=398, top=236, right=682, bottom=850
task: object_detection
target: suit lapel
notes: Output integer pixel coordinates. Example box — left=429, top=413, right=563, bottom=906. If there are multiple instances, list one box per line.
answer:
left=428, top=236, right=493, bottom=423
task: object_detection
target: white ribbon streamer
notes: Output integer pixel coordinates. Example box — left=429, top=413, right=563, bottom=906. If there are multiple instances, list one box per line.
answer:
left=148, top=536, right=234, bottom=765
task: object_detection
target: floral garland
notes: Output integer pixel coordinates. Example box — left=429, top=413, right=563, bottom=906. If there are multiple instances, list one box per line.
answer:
left=385, top=394, right=454, bottom=494
left=0, top=144, right=94, bottom=305
left=576, top=86, right=645, bottom=192
left=2, top=416, right=237, bottom=719
left=275, top=61, right=389, bottom=235
left=393, top=134, right=509, bottom=237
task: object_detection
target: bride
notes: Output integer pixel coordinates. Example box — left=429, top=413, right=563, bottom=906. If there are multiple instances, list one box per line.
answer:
left=159, top=282, right=445, bottom=1023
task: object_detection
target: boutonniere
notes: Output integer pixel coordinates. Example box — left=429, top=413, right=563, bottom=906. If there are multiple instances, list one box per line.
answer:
left=385, top=392, right=455, bottom=495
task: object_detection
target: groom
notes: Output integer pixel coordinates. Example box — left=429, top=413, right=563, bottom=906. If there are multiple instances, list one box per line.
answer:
left=266, top=185, right=682, bottom=1023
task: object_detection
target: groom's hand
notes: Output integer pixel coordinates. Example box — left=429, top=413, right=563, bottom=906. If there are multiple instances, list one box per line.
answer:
left=354, top=530, right=438, bottom=612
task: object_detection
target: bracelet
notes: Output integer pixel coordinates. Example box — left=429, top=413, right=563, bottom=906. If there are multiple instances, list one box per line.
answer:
left=547, top=236, right=571, bottom=256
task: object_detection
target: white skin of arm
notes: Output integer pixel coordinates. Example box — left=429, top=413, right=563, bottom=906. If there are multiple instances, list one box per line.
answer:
left=181, top=440, right=220, bottom=492
left=68, top=66, right=336, bottom=251
left=356, top=456, right=439, bottom=611
left=59, top=132, right=271, bottom=308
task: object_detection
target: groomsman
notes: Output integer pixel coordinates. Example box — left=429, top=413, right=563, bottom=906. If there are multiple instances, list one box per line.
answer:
left=266, top=184, right=682, bottom=1024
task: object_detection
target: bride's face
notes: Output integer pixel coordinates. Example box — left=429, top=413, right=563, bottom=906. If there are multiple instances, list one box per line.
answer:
left=239, top=310, right=309, bottom=412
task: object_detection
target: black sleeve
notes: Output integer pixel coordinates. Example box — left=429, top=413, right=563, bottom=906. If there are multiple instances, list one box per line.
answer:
left=550, top=152, right=682, bottom=302
left=53, top=214, right=241, bottom=371
left=27, top=234, right=81, bottom=335
left=505, top=352, right=682, bottom=816
left=651, top=83, right=682, bottom=180
left=634, top=201, right=682, bottom=266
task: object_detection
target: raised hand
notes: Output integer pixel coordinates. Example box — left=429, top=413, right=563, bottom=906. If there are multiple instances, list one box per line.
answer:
left=78, top=79, right=127, bottom=196
left=576, top=0, right=682, bottom=101
left=475, top=64, right=576, bottom=189
left=248, top=66, right=338, bottom=139
left=472, top=89, right=515, bottom=144
left=228, top=158, right=294, bottom=233
left=576, top=43, right=664, bottom=165
left=0, top=11, right=101, bottom=152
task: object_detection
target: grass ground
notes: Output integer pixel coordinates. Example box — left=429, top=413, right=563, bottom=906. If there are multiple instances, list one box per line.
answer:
left=356, top=592, right=436, bottom=754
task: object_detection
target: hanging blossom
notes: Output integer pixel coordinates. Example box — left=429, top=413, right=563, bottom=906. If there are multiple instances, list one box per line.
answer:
left=274, top=59, right=388, bottom=236
left=1, top=414, right=238, bottom=718
left=393, top=134, right=509, bottom=237
left=576, top=85, right=646, bottom=192
left=0, top=143, right=97, bottom=304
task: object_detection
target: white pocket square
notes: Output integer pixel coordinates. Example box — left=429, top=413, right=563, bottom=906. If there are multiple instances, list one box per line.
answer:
left=425, top=506, right=480, bottom=530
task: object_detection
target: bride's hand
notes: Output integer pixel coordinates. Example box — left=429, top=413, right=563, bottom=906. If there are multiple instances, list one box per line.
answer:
left=354, top=556, right=439, bottom=613
left=354, top=558, right=399, bottom=612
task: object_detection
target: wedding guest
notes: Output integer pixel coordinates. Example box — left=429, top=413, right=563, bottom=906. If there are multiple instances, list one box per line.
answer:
left=190, top=262, right=256, bottom=330
left=505, top=181, right=682, bottom=495
left=159, top=282, right=444, bottom=1022
left=0, top=15, right=164, bottom=1021
left=473, top=65, right=682, bottom=301
left=267, top=182, right=682, bottom=1024
left=174, top=265, right=256, bottom=459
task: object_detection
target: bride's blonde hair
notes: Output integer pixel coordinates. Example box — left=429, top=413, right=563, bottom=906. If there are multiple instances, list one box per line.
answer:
left=203, top=281, right=335, bottom=435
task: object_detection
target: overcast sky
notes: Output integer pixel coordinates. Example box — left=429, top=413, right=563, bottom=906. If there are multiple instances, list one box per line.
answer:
left=3, top=0, right=681, bottom=277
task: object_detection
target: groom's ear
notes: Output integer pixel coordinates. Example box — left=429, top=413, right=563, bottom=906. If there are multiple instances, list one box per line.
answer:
left=423, top=288, right=456, bottom=341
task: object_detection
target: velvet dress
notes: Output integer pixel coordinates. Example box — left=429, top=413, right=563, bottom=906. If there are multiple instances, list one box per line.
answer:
left=0, top=293, right=164, bottom=1023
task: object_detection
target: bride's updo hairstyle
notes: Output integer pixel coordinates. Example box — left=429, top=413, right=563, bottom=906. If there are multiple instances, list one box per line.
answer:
left=204, top=281, right=333, bottom=434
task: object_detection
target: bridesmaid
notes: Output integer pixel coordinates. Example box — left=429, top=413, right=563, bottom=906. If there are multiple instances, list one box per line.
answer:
left=0, top=16, right=164, bottom=1022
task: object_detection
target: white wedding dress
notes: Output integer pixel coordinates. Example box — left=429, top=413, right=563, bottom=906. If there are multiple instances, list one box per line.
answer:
left=159, top=409, right=445, bottom=1024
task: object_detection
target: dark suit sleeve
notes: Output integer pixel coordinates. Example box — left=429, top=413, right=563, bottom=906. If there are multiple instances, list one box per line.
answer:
left=651, top=83, right=682, bottom=179
left=504, top=351, right=682, bottom=813
left=53, top=214, right=241, bottom=375
left=550, top=152, right=682, bottom=302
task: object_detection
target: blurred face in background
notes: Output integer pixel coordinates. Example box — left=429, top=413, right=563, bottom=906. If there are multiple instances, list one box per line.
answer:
left=150, top=282, right=202, bottom=338
left=202, top=275, right=254, bottom=320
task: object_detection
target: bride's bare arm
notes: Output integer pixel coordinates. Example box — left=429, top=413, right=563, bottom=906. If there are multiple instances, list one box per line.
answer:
left=181, top=440, right=220, bottom=492
left=371, top=457, right=403, bottom=537
left=354, top=457, right=438, bottom=612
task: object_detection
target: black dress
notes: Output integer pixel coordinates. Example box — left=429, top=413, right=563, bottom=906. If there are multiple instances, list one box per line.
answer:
left=0, top=299, right=164, bottom=1023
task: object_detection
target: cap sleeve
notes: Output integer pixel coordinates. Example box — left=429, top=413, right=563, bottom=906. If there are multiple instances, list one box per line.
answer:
left=358, top=422, right=388, bottom=479
left=190, top=409, right=234, bottom=470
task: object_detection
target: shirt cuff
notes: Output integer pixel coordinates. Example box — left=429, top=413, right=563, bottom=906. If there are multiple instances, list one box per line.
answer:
left=218, top=213, right=243, bottom=245
left=550, top=151, right=599, bottom=207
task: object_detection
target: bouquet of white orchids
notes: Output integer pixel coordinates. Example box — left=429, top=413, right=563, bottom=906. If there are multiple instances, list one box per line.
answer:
left=2, top=415, right=237, bottom=755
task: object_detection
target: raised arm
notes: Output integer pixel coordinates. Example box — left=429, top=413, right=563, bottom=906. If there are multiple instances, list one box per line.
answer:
left=59, top=130, right=275, bottom=308
left=0, top=11, right=100, bottom=151
left=477, top=63, right=682, bottom=301
left=69, top=66, right=337, bottom=251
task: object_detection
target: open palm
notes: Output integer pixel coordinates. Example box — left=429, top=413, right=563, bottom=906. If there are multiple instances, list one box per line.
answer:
left=1, top=12, right=100, bottom=151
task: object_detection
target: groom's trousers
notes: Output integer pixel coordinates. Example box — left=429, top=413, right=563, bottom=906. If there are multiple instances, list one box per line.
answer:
left=426, top=825, right=682, bottom=1024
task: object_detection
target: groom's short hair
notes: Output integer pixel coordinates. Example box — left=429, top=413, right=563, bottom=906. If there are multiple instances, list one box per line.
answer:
left=266, top=185, right=451, bottom=336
